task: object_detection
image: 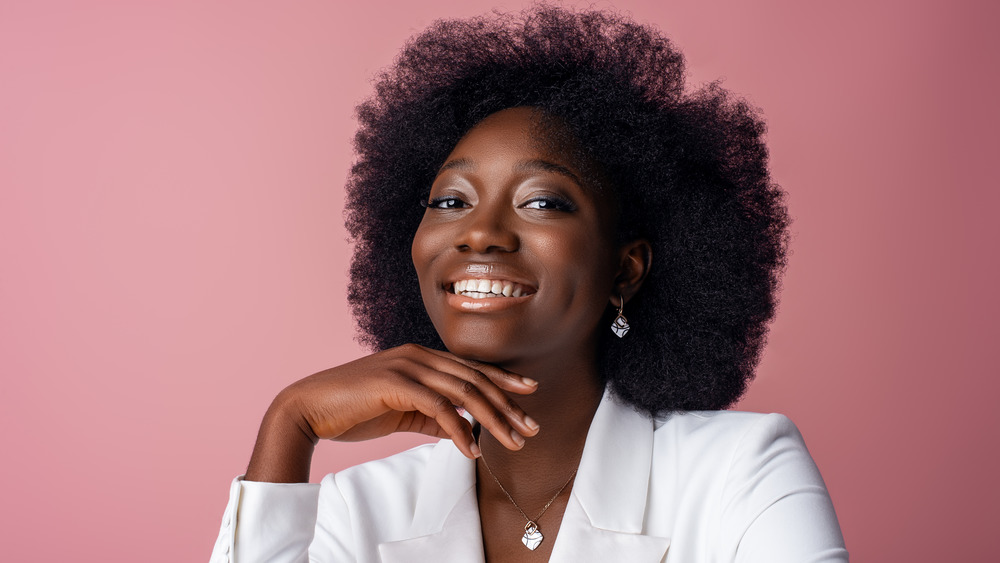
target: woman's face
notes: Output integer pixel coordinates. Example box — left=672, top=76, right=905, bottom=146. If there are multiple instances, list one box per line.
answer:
left=411, top=107, right=621, bottom=367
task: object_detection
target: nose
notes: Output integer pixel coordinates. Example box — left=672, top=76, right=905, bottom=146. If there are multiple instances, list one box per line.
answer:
left=456, top=206, right=519, bottom=254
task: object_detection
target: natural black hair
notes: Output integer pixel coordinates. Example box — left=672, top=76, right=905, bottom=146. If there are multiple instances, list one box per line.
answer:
left=345, top=5, right=789, bottom=415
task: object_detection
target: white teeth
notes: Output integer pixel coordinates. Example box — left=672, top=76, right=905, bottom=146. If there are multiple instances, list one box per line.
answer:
left=450, top=279, right=532, bottom=299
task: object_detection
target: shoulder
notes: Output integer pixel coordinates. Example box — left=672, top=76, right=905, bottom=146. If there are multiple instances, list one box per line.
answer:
left=650, top=411, right=831, bottom=517
left=646, top=411, right=823, bottom=508
left=653, top=410, right=801, bottom=446
left=650, top=410, right=814, bottom=478
left=643, top=411, right=845, bottom=559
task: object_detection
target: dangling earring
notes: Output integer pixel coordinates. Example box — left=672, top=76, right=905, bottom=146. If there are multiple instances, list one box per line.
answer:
left=611, top=295, right=630, bottom=338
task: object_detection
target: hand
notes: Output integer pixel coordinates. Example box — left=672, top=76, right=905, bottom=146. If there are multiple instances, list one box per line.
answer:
left=244, top=344, right=539, bottom=482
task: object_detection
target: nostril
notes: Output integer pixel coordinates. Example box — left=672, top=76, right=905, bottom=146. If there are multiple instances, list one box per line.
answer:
left=453, top=208, right=520, bottom=253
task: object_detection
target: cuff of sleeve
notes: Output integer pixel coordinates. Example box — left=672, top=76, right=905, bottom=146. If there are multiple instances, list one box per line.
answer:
left=210, top=476, right=321, bottom=563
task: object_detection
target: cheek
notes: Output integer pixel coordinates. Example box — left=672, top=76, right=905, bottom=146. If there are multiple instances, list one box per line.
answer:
left=410, top=219, right=438, bottom=283
left=533, top=228, right=618, bottom=296
left=411, top=223, right=443, bottom=326
left=411, top=219, right=459, bottom=312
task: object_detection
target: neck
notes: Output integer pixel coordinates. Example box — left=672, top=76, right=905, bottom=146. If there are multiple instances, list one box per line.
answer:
left=476, top=352, right=605, bottom=503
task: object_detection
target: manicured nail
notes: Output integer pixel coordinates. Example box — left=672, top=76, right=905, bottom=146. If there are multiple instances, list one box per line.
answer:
left=523, top=416, right=539, bottom=432
left=521, top=377, right=538, bottom=387
left=469, top=441, right=482, bottom=458
left=510, top=429, right=525, bottom=447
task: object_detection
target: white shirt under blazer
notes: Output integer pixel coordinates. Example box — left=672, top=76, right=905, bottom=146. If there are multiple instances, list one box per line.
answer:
left=211, top=389, right=848, bottom=562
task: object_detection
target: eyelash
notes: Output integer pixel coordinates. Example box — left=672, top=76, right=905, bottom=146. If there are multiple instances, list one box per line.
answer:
left=522, top=196, right=576, bottom=212
left=421, top=195, right=576, bottom=212
left=422, top=196, right=468, bottom=209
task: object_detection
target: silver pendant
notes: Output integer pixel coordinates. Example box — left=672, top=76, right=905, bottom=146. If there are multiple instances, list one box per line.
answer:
left=611, top=313, right=630, bottom=338
left=521, top=521, right=543, bottom=550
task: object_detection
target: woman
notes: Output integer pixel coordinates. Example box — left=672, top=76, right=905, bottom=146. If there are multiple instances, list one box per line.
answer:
left=211, top=6, right=847, bottom=562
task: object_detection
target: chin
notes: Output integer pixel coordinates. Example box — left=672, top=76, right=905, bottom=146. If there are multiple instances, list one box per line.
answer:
left=442, top=340, right=513, bottom=364
left=439, top=330, right=532, bottom=366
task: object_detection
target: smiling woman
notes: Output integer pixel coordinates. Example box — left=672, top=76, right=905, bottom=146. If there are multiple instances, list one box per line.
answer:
left=210, top=6, right=846, bottom=563
left=413, top=107, right=634, bottom=370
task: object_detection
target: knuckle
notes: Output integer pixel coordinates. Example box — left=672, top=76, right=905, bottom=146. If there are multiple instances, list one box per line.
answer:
left=431, top=393, right=453, bottom=413
left=468, top=369, right=489, bottom=384
left=399, top=343, right=423, bottom=355
left=499, top=369, right=520, bottom=382
left=490, top=411, right=509, bottom=428
left=502, top=399, right=519, bottom=416
left=459, top=380, right=477, bottom=397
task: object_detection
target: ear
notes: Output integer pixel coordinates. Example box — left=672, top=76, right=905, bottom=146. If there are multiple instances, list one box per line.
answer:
left=611, top=239, right=652, bottom=307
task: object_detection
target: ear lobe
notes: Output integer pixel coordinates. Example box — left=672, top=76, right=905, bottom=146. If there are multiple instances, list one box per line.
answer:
left=614, top=239, right=652, bottom=304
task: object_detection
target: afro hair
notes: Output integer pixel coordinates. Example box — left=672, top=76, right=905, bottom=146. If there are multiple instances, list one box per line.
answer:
left=344, top=5, right=789, bottom=415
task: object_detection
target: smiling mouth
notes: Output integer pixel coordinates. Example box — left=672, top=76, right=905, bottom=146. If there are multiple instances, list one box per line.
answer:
left=450, top=279, right=535, bottom=299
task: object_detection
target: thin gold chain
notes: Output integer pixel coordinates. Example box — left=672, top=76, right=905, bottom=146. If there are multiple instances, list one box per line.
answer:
left=477, top=433, right=578, bottom=524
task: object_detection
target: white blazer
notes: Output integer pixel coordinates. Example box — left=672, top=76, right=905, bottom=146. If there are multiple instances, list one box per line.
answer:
left=211, top=391, right=847, bottom=562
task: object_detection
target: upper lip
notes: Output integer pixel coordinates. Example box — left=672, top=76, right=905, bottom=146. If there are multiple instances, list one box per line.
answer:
left=441, top=262, right=538, bottom=293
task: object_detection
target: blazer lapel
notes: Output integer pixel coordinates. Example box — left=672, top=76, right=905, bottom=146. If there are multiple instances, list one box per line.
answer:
left=377, top=440, right=486, bottom=563
left=549, top=391, right=671, bottom=562
left=551, top=516, right=671, bottom=562
left=379, top=391, right=669, bottom=563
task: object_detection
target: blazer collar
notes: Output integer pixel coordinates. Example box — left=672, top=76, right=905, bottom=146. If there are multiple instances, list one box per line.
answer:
left=378, top=436, right=485, bottom=563
left=378, top=389, right=670, bottom=562
left=549, top=390, right=670, bottom=561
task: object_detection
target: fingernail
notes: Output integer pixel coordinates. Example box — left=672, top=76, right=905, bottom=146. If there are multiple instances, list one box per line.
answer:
left=523, top=416, right=539, bottom=432
left=521, top=377, right=538, bottom=387
left=469, top=441, right=482, bottom=458
left=510, top=429, right=525, bottom=447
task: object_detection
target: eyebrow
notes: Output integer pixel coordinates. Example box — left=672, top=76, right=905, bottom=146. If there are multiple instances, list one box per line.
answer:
left=516, top=159, right=583, bottom=186
left=436, top=158, right=474, bottom=176
left=435, top=158, right=583, bottom=186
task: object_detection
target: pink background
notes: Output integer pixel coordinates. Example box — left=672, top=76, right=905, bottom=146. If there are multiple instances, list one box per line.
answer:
left=2, top=0, right=997, bottom=560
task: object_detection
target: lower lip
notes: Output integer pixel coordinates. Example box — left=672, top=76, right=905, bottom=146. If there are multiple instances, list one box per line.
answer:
left=444, top=291, right=533, bottom=312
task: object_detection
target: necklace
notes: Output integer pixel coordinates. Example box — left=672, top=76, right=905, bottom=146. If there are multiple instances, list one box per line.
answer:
left=477, top=434, right=578, bottom=551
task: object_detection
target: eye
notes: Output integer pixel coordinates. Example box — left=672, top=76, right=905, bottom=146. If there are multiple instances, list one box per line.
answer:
left=422, top=196, right=469, bottom=209
left=521, top=196, right=577, bottom=212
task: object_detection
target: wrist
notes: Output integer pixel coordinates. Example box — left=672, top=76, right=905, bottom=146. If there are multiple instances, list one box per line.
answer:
left=244, top=392, right=317, bottom=483
left=267, top=387, right=320, bottom=445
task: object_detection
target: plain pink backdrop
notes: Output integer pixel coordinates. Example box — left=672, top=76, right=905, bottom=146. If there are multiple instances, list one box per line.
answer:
left=2, top=0, right=997, bottom=560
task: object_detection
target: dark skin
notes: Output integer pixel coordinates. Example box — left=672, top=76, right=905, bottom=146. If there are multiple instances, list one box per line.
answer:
left=246, top=107, right=651, bottom=562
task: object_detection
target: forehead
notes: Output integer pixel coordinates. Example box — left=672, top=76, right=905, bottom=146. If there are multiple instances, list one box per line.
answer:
left=446, top=107, right=553, bottom=160
left=441, top=107, right=608, bottom=194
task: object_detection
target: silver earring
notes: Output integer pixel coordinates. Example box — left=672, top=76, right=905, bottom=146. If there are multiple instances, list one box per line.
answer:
left=611, top=295, right=630, bottom=338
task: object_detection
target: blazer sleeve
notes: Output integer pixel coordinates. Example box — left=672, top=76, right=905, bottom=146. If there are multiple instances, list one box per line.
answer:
left=720, top=414, right=849, bottom=563
left=209, top=476, right=321, bottom=563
